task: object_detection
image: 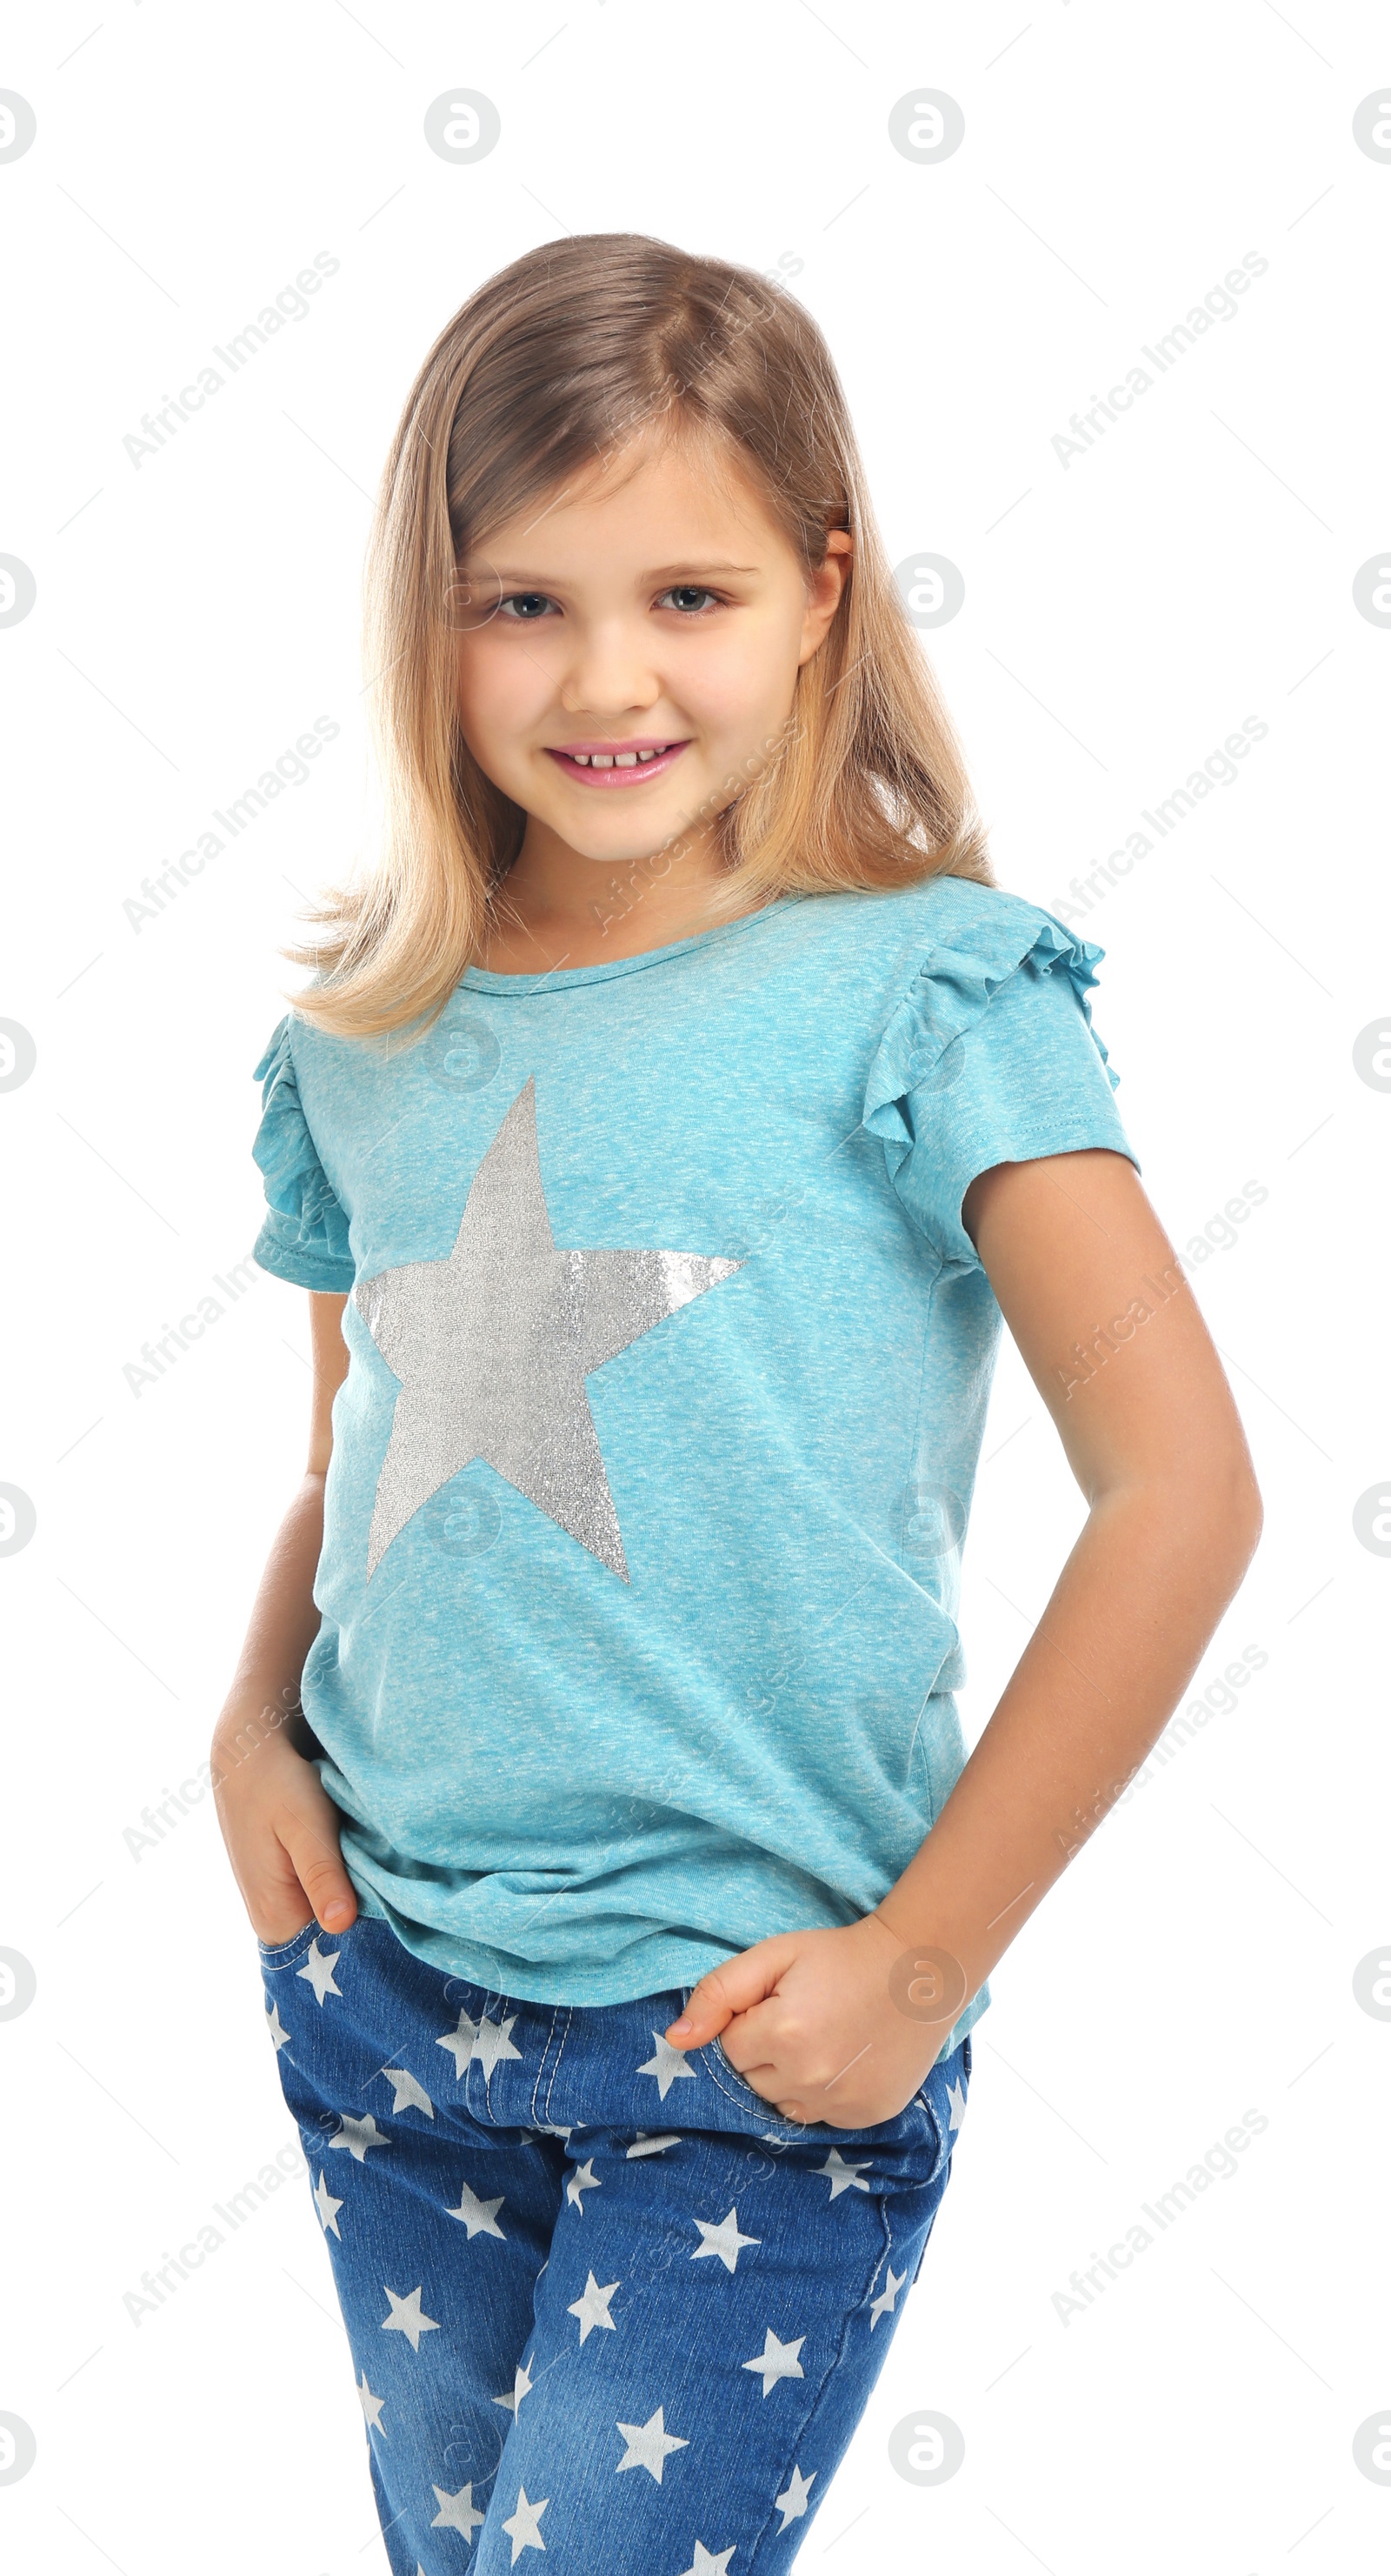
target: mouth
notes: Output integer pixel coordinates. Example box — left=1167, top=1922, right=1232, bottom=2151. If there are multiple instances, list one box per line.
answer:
left=544, top=739, right=689, bottom=786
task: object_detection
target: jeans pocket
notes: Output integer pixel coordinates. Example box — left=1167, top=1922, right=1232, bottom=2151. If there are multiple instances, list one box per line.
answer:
left=256, top=1919, right=321, bottom=1967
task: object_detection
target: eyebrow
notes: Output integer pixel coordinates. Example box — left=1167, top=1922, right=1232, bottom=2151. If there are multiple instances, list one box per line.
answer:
left=479, top=562, right=761, bottom=584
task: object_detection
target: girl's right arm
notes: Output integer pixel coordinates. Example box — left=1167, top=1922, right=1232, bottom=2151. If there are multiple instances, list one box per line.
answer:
left=211, top=1291, right=359, bottom=1944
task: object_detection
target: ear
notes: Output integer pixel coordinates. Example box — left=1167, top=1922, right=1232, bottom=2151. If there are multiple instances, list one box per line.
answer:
left=797, top=530, right=852, bottom=666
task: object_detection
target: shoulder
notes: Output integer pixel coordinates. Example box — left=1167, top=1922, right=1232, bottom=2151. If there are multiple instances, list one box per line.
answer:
left=786, top=873, right=1106, bottom=1022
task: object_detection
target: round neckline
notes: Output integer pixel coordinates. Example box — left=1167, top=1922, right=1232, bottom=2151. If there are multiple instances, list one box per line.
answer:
left=459, top=894, right=809, bottom=994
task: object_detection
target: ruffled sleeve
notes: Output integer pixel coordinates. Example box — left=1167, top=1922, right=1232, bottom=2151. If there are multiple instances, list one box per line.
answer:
left=250, top=1017, right=356, bottom=1292
left=862, top=888, right=1140, bottom=1272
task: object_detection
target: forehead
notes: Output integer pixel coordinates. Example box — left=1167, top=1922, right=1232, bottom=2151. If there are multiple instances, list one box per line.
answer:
left=478, top=421, right=788, bottom=564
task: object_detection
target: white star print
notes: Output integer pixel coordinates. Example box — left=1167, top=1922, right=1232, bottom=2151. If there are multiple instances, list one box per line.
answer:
left=636, top=2033, right=698, bottom=2101
left=356, top=2371, right=387, bottom=2437
left=566, top=2158, right=602, bottom=2212
left=616, top=2405, right=689, bottom=2482
left=742, top=2327, right=806, bottom=2395
left=354, top=1076, right=742, bottom=1581
left=382, top=2066, right=435, bottom=2119
left=431, top=2481, right=485, bottom=2539
left=296, top=1938, right=342, bottom=2005
left=330, top=2113, right=389, bottom=2162
left=436, top=2006, right=478, bottom=2076
left=382, top=2284, right=440, bottom=2352
left=816, top=2147, right=871, bottom=2199
left=265, top=2000, right=290, bottom=2052
left=775, top=2464, right=816, bottom=2528
left=494, top=2359, right=534, bottom=2415
left=536, top=2121, right=574, bottom=2139
left=446, top=2178, right=507, bottom=2239
left=627, top=2132, right=681, bottom=2158
left=471, top=2013, right=523, bottom=2076
left=869, top=2263, right=907, bottom=2328
left=947, top=2071, right=968, bottom=2132
left=568, top=2271, right=620, bottom=2342
left=677, top=2546, right=735, bottom=2575
left=502, top=2484, right=549, bottom=2561
left=313, top=2172, right=343, bottom=2239
left=691, top=2205, right=760, bottom=2273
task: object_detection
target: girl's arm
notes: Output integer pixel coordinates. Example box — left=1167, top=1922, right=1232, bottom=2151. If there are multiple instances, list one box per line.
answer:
left=211, top=1291, right=361, bottom=1944
left=666, top=1146, right=1264, bottom=2125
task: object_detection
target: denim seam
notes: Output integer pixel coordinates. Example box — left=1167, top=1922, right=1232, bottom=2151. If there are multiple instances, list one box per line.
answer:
left=742, top=2199, right=898, bottom=2572
left=257, top=1920, right=320, bottom=1969
left=541, top=2005, right=574, bottom=2128
left=529, top=2008, right=562, bottom=2129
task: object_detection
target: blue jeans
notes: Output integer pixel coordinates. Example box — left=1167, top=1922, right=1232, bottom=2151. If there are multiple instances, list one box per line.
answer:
left=260, top=1912, right=971, bottom=2572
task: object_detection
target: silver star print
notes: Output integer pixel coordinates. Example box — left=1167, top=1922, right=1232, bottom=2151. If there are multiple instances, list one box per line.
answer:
left=355, top=1078, right=741, bottom=1581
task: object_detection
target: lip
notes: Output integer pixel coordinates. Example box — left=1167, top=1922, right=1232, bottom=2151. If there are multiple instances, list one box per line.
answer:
left=544, top=739, right=689, bottom=786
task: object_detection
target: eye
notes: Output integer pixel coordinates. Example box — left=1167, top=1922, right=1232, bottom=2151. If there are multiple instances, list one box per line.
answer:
left=497, top=592, right=557, bottom=620
left=657, top=585, right=721, bottom=615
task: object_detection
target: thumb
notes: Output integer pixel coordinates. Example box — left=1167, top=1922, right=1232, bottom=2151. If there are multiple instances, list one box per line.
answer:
left=664, top=1935, right=801, bottom=2047
left=278, top=1798, right=357, bottom=1936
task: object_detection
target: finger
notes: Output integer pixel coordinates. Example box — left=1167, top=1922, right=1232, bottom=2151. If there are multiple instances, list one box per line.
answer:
left=277, top=1806, right=357, bottom=1934
left=663, top=1937, right=800, bottom=2045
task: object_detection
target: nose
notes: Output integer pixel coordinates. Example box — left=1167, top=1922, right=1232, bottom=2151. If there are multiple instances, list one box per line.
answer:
left=556, top=616, right=663, bottom=720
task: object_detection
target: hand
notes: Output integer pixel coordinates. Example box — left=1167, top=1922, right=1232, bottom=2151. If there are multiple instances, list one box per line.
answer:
left=663, top=1914, right=956, bottom=2128
left=210, top=1700, right=358, bottom=1946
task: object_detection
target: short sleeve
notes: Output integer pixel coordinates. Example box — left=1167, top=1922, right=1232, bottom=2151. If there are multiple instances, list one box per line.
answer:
left=862, top=895, right=1140, bottom=1272
left=250, top=1017, right=356, bottom=1292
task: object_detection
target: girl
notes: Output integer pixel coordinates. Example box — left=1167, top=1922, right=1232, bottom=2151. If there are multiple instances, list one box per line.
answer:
left=215, top=235, right=1261, bottom=2573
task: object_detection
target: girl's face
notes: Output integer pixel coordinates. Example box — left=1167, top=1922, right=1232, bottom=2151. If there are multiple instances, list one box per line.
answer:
left=453, top=426, right=849, bottom=878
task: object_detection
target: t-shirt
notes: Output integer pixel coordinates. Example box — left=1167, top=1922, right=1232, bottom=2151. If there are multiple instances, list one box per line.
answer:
left=250, top=871, right=1139, bottom=2057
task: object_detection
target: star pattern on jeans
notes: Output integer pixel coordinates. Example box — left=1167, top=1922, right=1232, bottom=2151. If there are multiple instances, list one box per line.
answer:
left=691, top=2206, right=760, bottom=2272
left=296, top=1938, right=342, bottom=2005
left=330, top=2113, right=389, bottom=2163
left=313, top=2172, right=343, bottom=2239
left=947, top=2071, right=968, bottom=2132
left=627, top=2131, right=681, bottom=2158
left=569, top=2271, right=620, bottom=2342
left=775, top=2465, right=816, bottom=2528
left=382, top=2065, right=435, bottom=2119
left=494, top=2359, right=534, bottom=2415
left=431, top=2481, right=485, bottom=2539
left=815, top=2147, right=870, bottom=2199
left=636, top=2033, right=698, bottom=2100
left=501, top=2484, right=548, bottom=2561
left=356, top=2370, right=387, bottom=2437
left=742, top=2326, right=806, bottom=2395
left=382, top=2284, right=440, bottom=2352
left=447, top=2178, right=507, bottom=2239
left=265, top=1999, right=290, bottom=2052
left=677, top=2546, right=736, bottom=2575
left=566, top=2158, right=602, bottom=2212
left=869, top=2263, right=907, bottom=2327
left=616, top=2405, right=689, bottom=2481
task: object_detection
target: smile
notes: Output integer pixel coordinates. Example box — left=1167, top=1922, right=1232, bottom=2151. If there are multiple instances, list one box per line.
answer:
left=544, top=741, right=689, bottom=786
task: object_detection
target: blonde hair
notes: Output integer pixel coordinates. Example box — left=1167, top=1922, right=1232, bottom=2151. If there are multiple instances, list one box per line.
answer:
left=290, top=232, right=993, bottom=1038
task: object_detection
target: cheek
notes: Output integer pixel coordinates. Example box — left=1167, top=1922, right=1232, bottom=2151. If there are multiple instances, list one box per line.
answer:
left=455, top=637, right=554, bottom=746
left=677, top=617, right=802, bottom=733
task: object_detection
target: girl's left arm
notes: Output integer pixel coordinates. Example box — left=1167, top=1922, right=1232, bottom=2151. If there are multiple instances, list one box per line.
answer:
left=665, top=1146, right=1264, bottom=2126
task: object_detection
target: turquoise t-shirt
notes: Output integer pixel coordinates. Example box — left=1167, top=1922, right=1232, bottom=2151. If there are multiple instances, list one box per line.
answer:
left=250, top=872, right=1139, bottom=2055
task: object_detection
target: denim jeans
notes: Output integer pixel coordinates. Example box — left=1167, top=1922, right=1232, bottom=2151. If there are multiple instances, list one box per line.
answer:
left=260, top=1912, right=971, bottom=2572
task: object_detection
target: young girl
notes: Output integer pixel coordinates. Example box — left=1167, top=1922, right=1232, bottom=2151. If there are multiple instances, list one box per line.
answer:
left=216, top=235, right=1261, bottom=2573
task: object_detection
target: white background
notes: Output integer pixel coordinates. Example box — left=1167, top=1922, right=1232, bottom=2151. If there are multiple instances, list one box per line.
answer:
left=3, top=2, right=1388, bottom=2570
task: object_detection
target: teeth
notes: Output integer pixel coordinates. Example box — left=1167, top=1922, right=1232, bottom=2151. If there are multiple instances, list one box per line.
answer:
left=562, top=744, right=672, bottom=767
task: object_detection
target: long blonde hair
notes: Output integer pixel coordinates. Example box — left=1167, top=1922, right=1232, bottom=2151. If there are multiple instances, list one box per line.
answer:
left=290, top=232, right=993, bottom=1038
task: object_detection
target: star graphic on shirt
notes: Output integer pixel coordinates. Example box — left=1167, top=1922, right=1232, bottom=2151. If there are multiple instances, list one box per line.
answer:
left=775, top=2465, right=816, bottom=2528
left=816, top=2146, right=871, bottom=2199
left=637, top=2032, right=698, bottom=2100
left=947, top=2071, right=968, bottom=2132
left=501, top=2485, right=549, bottom=2561
left=330, top=2113, right=389, bottom=2162
left=742, top=2326, right=806, bottom=2395
left=869, top=2263, right=907, bottom=2327
left=627, top=2131, right=682, bottom=2158
left=616, top=2405, right=689, bottom=2482
left=431, top=2481, right=485, bottom=2539
left=382, top=2284, right=440, bottom=2352
left=296, top=1938, right=342, bottom=2005
left=692, top=2206, right=761, bottom=2273
left=354, top=1077, right=742, bottom=1581
left=313, top=2172, right=343, bottom=2239
left=494, top=2359, right=534, bottom=2414
left=569, top=2271, right=621, bottom=2342
left=677, top=2545, right=736, bottom=2575
left=567, top=2158, right=602, bottom=2212
left=382, top=2066, right=435, bottom=2118
left=265, top=1999, right=290, bottom=2051
left=356, top=2371, right=387, bottom=2437
left=446, top=2178, right=507, bottom=2239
